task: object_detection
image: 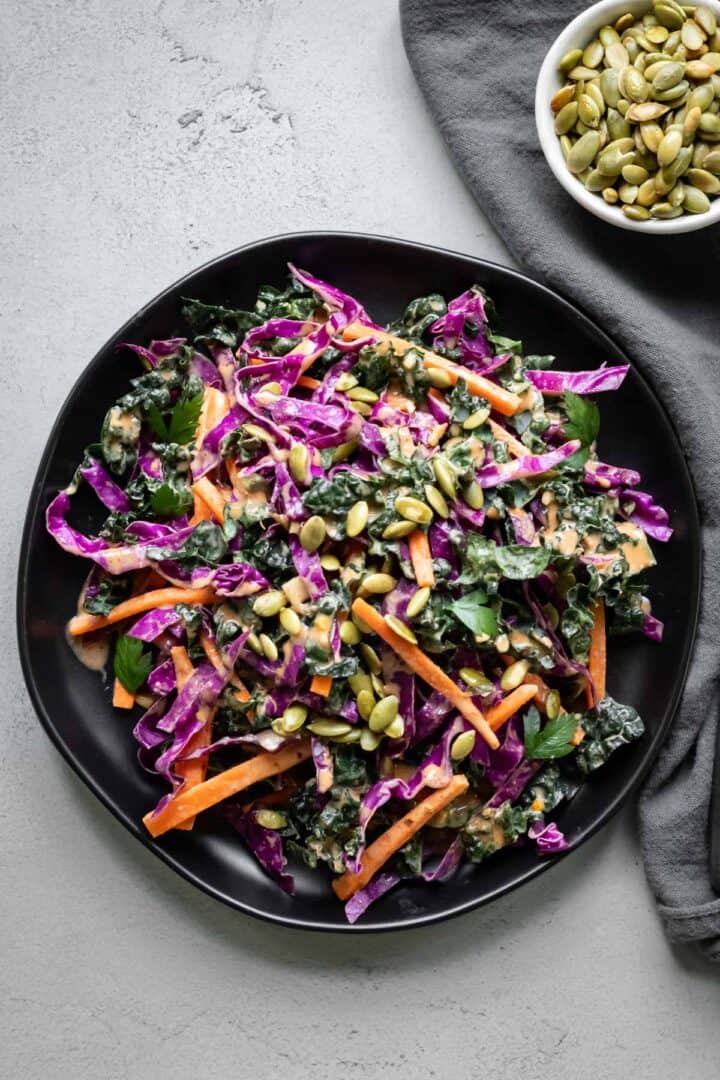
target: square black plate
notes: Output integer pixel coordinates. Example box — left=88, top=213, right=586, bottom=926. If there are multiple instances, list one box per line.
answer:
left=17, top=232, right=701, bottom=931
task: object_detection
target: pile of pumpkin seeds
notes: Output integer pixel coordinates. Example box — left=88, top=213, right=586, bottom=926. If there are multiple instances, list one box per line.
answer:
left=552, top=1, right=720, bottom=220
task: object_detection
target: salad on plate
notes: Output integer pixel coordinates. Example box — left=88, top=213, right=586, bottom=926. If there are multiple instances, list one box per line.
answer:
left=47, top=265, right=671, bottom=921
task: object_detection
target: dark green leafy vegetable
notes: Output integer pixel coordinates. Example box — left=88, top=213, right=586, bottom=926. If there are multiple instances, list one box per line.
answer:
left=524, top=706, right=579, bottom=760
left=450, top=588, right=498, bottom=637
left=575, top=697, right=644, bottom=774
left=113, top=635, right=152, bottom=694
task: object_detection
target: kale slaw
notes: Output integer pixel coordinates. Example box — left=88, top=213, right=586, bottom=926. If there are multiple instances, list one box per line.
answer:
left=46, top=264, right=670, bottom=921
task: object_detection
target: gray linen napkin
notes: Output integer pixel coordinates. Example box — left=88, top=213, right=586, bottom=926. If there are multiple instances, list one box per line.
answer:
left=400, top=0, right=720, bottom=959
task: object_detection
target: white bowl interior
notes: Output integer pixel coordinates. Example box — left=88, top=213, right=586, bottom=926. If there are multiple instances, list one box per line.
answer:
left=535, top=0, right=720, bottom=234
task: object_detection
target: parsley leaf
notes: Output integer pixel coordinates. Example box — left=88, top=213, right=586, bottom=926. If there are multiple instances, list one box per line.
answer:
left=114, top=635, right=153, bottom=694
left=146, top=401, right=169, bottom=441
left=450, top=589, right=498, bottom=637
left=150, top=482, right=193, bottom=519
left=563, top=391, right=600, bottom=447
left=168, top=391, right=204, bottom=444
left=523, top=706, right=579, bottom=760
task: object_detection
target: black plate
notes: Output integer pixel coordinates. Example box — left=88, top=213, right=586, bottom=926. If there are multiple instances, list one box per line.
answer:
left=17, top=232, right=701, bottom=931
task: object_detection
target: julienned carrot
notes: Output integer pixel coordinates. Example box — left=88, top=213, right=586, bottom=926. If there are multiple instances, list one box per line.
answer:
left=427, top=423, right=448, bottom=448
left=408, top=529, right=435, bottom=589
left=68, top=586, right=215, bottom=637
left=397, top=427, right=416, bottom=459
left=485, top=684, right=538, bottom=732
left=200, top=631, right=250, bottom=699
left=143, top=741, right=313, bottom=838
left=189, top=489, right=214, bottom=526
left=191, top=476, right=229, bottom=525
left=297, top=374, right=321, bottom=390
left=386, top=388, right=415, bottom=414
left=332, top=774, right=470, bottom=901
left=351, top=598, right=499, bottom=749
left=195, top=386, right=229, bottom=446
left=488, top=418, right=526, bottom=458
left=341, top=324, right=522, bottom=417
left=310, top=675, right=333, bottom=697
left=588, top=599, right=606, bottom=706
left=113, top=678, right=135, bottom=710
left=170, top=647, right=207, bottom=831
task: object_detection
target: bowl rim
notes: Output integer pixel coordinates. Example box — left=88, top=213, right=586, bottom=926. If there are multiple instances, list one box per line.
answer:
left=535, top=0, right=720, bottom=234
left=15, top=231, right=702, bottom=932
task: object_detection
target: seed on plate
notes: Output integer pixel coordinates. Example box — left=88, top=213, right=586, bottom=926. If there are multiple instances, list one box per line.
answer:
left=382, top=519, right=417, bottom=539
left=545, top=690, right=562, bottom=720
left=654, top=79, right=690, bottom=102
left=361, top=572, right=397, bottom=595
left=370, top=673, right=385, bottom=697
left=279, top=608, right=302, bottom=636
left=450, top=730, right=477, bottom=762
left=623, top=203, right=652, bottom=220
left=702, top=148, right=720, bottom=170
left=288, top=442, right=310, bottom=485
left=348, top=672, right=373, bottom=695
left=459, top=667, right=493, bottom=691
left=335, top=729, right=362, bottom=744
left=432, top=456, right=457, bottom=499
left=463, top=480, right=485, bottom=510
left=334, top=372, right=358, bottom=391
left=668, top=180, right=686, bottom=206
left=683, top=105, right=703, bottom=139
left=259, top=633, right=278, bottom=662
left=300, top=515, right=326, bottom=553
left=625, top=100, right=671, bottom=121
left=320, top=553, right=341, bottom=571
left=619, top=181, right=639, bottom=203
left=650, top=200, right=684, bottom=217
left=602, top=186, right=620, bottom=203
left=500, top=659, right=530, bottom=691
left=652, top=59, right=686, bottom=90
left=619, top=65, right=650, bottom=102
left=308, top=719, right=352, bottom=737
left=281, top=704, right=308, bottom=732
left=654, top=3, right=686, bottom=32
left=646, top=24, right=670, bottom=45
left=696, top=6, right=718, bottom=38
left=426, top=366, right=454, bottom=389
left=384, top=614, right=418, bottom=643
left=347, top=401, right=372, bottom=416
left=346, top=385, right=379, bottom=403
left=567, top=130, right=602, bottom=173
left=597, top=145, right=635, bottom=175
left=700, top=111, right=720, bottom=132
left=406, top=586, right=431, bottom=619
left=368, top=694, right=399, bottom=732
left=605, top=41, right=630, bottom=68
left=586, top=167, right=617, bottom=191
left=253, top=590, right=286, bottom=618
left=340, top=620, right=362, bottom=646
left=658, top=126, right=684, bottom=164
left=601, top=24, right=622, bottom=45
left=424, top=483, right=450, bottom=519
left=585, top=81, right=606, bottom=113
left=568, top=65, right=600, bottom=81
left=360, top=643, right=382, bottom=674
left=682, top=19, right=706, bottom=53
left=255, top=810, right=287, bottom=830
left=356, top=688, right=376, bottom=720
left=558, top=48, right=583, bottom=73
left=583, top=39, right=604, bottom=68
left=462, top=406, right=491, bottom=430
left=622, top=162, right=649, bottom=183
left=384, top=716, right=405, bottom=740
left=360, top=727, right=382, bottom=752
left=332, top=439, right=358, bottom=464
left=688, top=83, right=715, bottom=112
left=683, top=183, right=712, bottom=211
left=600, top=68, right=622, bottom=107
left=395, top=495, right=433, bottom=524
left=551, top=84, right=576, bottom=112
left=246, top=632, right=263, bottom=655
left=346, top=499, right=369, bottom=537
left=578, top=93, right=601, bottom=126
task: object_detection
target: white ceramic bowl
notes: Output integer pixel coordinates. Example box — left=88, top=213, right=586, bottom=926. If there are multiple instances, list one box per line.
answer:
left=535, top=0, right=720, bottom=233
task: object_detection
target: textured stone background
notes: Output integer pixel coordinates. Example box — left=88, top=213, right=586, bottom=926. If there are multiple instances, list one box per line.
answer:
left=2, top=1, right=719, bottom=1076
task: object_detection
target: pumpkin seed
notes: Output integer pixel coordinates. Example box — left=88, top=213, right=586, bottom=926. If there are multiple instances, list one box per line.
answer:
left=395, top=495, right=433, bottom=525
left=682, top=19, right=706, bottom=51
left=615, top=13, right=635, bottom=35
left=356, top=688, right=376, bottom=720
left=620, top=65, right=650, bottom=101
left=406, top=586, right=431, bottom=618
left=578, top=93, right=601, bottom=126
left=427, top=366, right=454, bottom=389
left=683, top=182, right=713, bottom=210
left=569, top=65, right=601, bottom=80
left=559, top=48, right=583, bottom=74
left=368, top=694, right=399, bottom=732
left=332, top=439, right=358, bottom=464
left=658, top=126, right=684, bottom=164
left=384, top=614, right=418, bottom=643
left=600, top=68, right=622, bottom=106
left=450, top=730, right=477, bottom=762
left=597, top=145, right=636, bottom=175
left=567, top=130, right=602, bottom=172
left=654, top=79, right=690, bottom=100
left=607, top=106, right=632, bottom=138
left=459, top=667, right=493, bottom=691
left=650, top=200, right=684, bottom=216
left=500, top=659, right=530, bottom=691
left=360, top=643, right=382, bottom=674
left=370, top=673, right=385, bottom=697
left=281, top=704, right=308, bottom=732
left=382, top=519, right=417, bottom=539
left=463, top=480, right=485, bottom=510
left=351, top=610, right=373, bottom=635
left=308, top=719, right=352, bottom=737
left=696, top=6, right=718, bottom=37
left=360, top=727, right=382, bottom=752
left=552, top=96, right=578, bottom=130
left=335, top=728, right=362, bottom=744
left=545, top=690, right=562, bottom=721
left=688, top=83, right=715, bottom=111
left=586, top=168, right=617, bottom=191
left=652, top=59, right=687, bottom=89
left=300, top=515, right=326, bottom=553
left=255, top=810, right=287, bottom=830
left=334, top=372, right=358, bottom=392
left=654, top=3, right=686, bottom=32
left=668, top=180, right=686, bottom=205
left=361, top=572, right=397, bottom=595
left=259, top=633, right=278, bottom=662
left=619, top=181, right=640, bottom=203
left=702, top=148, right=720, bottom=169
left=320, top=554, right=340, bottom=571
left=432, top=456, right=457, bottom=499
left=253, top=590, right=286, bottom=618
left=622, top=162, right=650, bottom=183
left=347, top=401, right=372, bottom=416
left=647, top=24, right=670, bottom=44
left=583, top=39, right=604, bottom=68
left=346, top=385, right=379, bottom=403
left=606, top=41, right=630, bottom=68
left=246, top=632, right=263, bottom=655
left=626, top=100, right=671, bottom=120
left=683, top=104, right=703, bottom=140
left=665, top=29, right=682, bottom=52
left=346, top=499, right=369, bottom=537
left=602, top=186, right=620, bottom=203
left=340, top=620, right=361, bottom=646
left=586, top=81, right=606, bottom=113
left=700, top=110, right=720, bottom=131
left=279, top=608, right=302, bottom=636
left=348, top=672, right=372, bottom=695
left=288, top=442, right=310, bottom=485
left=384, top=715, right=405, bottom=740
left=462, top=406, right=491, bottom=430
left=688, top=164, right=720, bottom=191
left=424, top=484, right=450, bottom=519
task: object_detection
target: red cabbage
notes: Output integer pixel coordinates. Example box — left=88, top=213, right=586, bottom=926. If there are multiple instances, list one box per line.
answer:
left=241, top=318, right=320, bottom=356
left=225, top=808, right=295, bottom=894
left=486, top=760, right=540, bottom=809
left=290, top=536, right=328, bottom=600
left=476, top=441, right=580, bottom=488
left=271, top=461, right=306, bottom=521
left=118, top=337, right=186, bottom=368
left=528, top=818, right=569, bottom=854
left=525, top=364, right=629, bottom=395
left=311, top=737, right=334, bottom=794
left=78, top=458, right=130, bottom=512
left=344, top=871, right=400, bottom=923
left=618, top=488, right=672, bottom=542
left=429, top=288, right=493, bottom=367
left=147, top=658, right=177, bottom=696
left=585, top=461, right=641, bottom=489
left=189, top=352, right=224, bottom=389
left=642, top=612, right=664, bottom=642
left=212, top=562, right=270, bottom=598
left=128, top=608, right=182, bottom=642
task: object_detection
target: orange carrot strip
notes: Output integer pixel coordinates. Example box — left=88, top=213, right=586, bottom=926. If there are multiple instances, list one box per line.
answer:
left=297, top=374, right=321, bottom=390
left=143, top=741, right=312, bottom=838
left=194, top=386, right=230, bottom=455
left=386, top=388, right=415, bottom=413
left=310, top=674, right=333, bottom=697
left=112, top=678, right=135, bottom=710
left=397, top=427, right=416, bottom=459
left=351, top=598, right=499, bottom=749
left=427, top=423, right=448, bottom=448
left=488, top=418, right=526, bottom=457
left=332, top=774, right=469, bottom=901
left=189, top=489, right=214, bottom=526
left=408, top=529, right=435, bottom=589
left=191, top=476, right=229, bottom=525
left=168, top=647, right=208, bottom=830
left=200, top=631, right=250, bottom=699
left=588, top=599, right=606, bottom=706
left=485, top=684, right=538, bottom=732
left=68, top=586, right=215, bottom=637
left=341, top=324, right=522, bottom=417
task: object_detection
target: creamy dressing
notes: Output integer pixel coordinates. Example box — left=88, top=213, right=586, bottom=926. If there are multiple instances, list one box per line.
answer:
left=66, top=628, right=110, bottom=673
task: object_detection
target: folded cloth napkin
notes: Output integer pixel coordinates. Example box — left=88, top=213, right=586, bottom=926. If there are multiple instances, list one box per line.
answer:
left=400, top=0, right=720, bottom=959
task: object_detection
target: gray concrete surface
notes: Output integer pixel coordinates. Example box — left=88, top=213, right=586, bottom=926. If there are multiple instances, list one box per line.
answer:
left=2, top=1, right=719, bottom=1077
